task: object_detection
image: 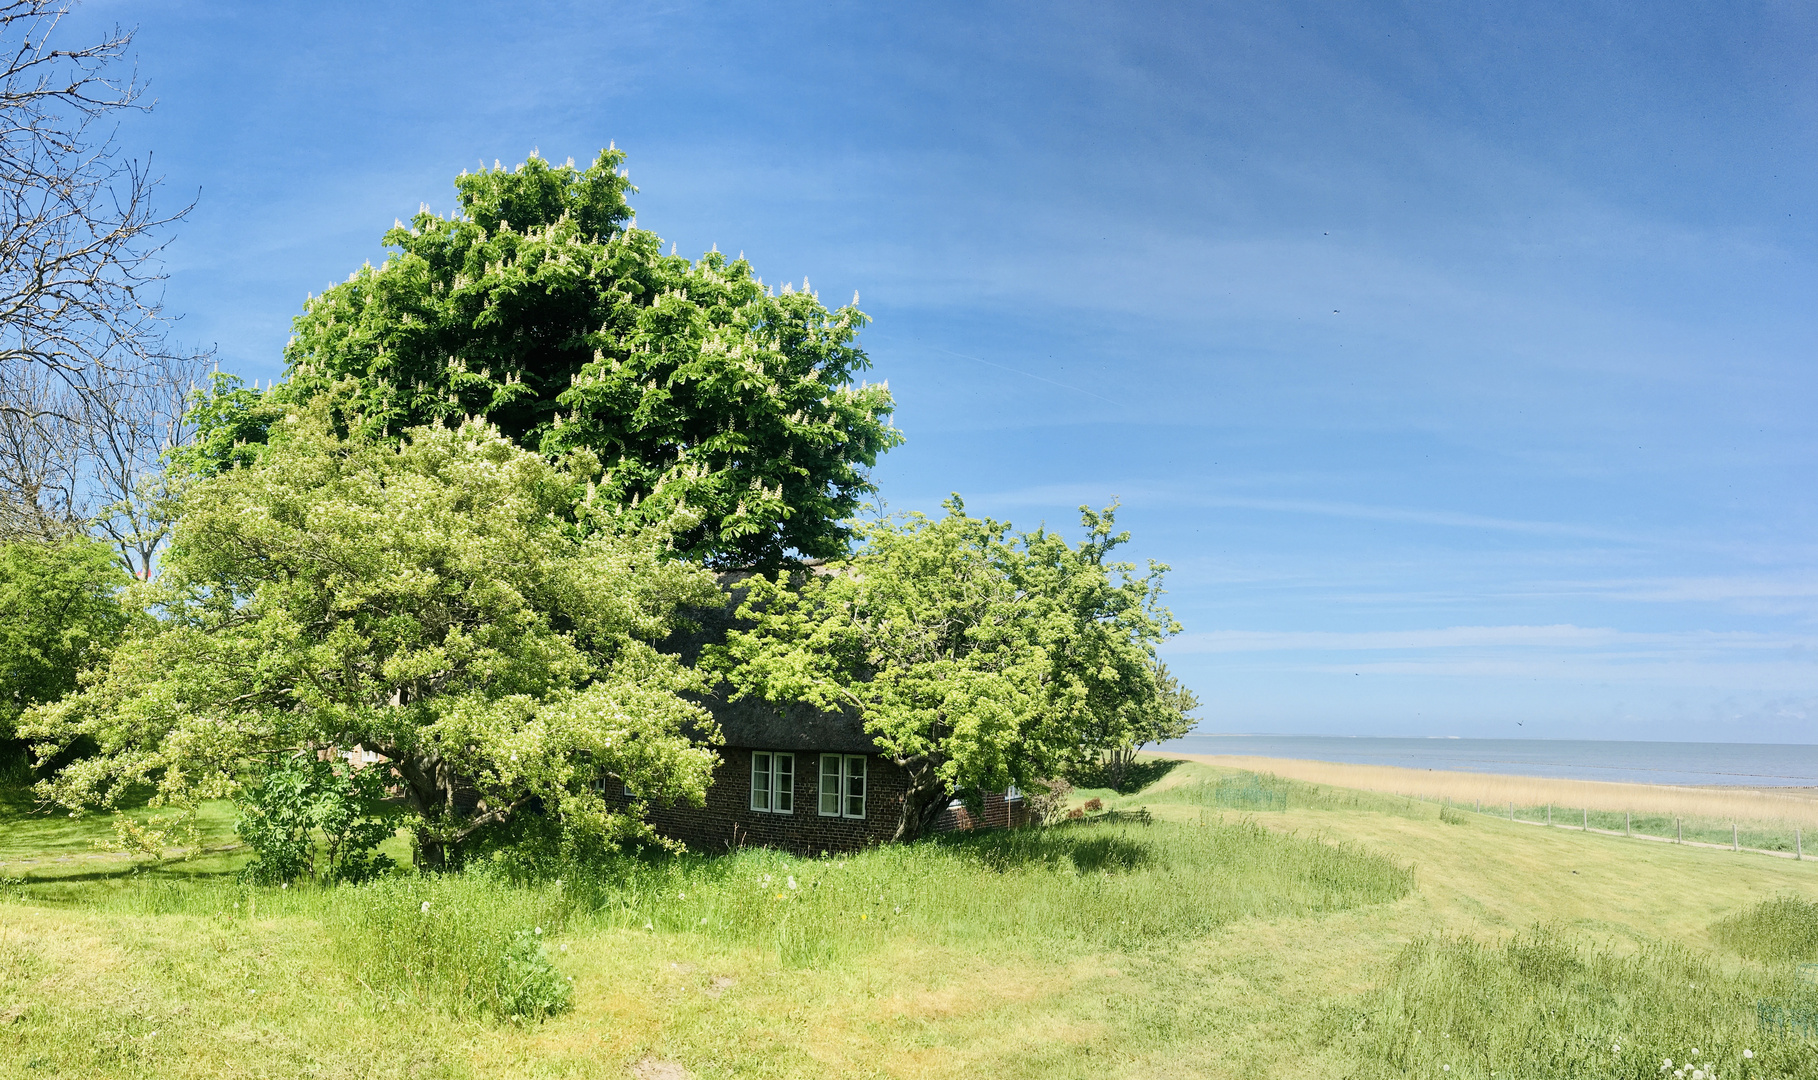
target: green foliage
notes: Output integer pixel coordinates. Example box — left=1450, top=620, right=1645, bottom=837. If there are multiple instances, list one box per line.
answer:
left=711, top=497, right=1180, bottom=838
left=167, top=372, right=284, bottom=478
left=219, top=149, right=902, bottom=567
left=1332, top=929, right=1817, bottom=1079
left=22, top=404, right=725, bottom=865
left=326, top=873, right=574, bottom=1020
left=235, top=756, right=397, bottom=885
left=1712, top=895, right=1818, bottom=964
left=0, top=537, right=130, bottom=740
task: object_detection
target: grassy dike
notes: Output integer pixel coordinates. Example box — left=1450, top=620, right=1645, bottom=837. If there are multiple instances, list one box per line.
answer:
left=2, top=760, right=1816, bottom=1079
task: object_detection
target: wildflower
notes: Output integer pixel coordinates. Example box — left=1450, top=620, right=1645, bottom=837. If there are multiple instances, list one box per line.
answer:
left=534, top=926, right=543, bottom=935
left=700, top=916, right=708, bottom=924
left=861, top=914, right=868, bottom=920
left=1613, top=1044, right=1621, bottom=1053
left=678, top=892, right=686, bottom=900
left=421, top=901, right=431, bottom=913
left=644, top=922, right=653, bottom=930
left=1664, top=1060, right=1673, bottom=1069
left=559, top=943, right=568, bottom=952
left=280, top=883, right=288, bottom=890
left=787, top=876, right=798, bottom=890
left=1744, top=1050, right=1754, bottom=1060
left=1691, top=1050, right=1699, bottom=1057
left=1692, top=1071, right=1703, bottom=1080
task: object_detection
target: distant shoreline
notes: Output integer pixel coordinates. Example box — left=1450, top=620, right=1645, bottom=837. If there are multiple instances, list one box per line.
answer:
left=1156, top=734, right=1818, bottom=788
left=1156, top=752, right=1818, bottom=826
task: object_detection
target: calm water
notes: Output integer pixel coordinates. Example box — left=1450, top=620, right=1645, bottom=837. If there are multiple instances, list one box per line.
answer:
left=1156, top=734, right=1818, bottom=787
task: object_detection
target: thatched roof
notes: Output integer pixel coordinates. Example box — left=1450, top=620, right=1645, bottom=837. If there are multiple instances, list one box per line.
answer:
left=665, top=576, right=878, bottom=755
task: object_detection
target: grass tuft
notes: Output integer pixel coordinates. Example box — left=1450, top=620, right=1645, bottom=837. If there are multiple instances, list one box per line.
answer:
left=1712, top=894, right=1818, bottom=964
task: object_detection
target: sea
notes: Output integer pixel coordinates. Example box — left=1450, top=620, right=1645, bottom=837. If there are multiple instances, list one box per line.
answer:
left=1154, top=734, right=1818, bottom=788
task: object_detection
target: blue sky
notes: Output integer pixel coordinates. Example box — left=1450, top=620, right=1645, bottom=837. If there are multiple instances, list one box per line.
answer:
left=77, top=1, right=1818, bottom=741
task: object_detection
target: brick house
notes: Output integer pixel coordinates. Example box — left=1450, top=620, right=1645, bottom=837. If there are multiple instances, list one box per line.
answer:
left=618, top=583, right=1029, bottom=854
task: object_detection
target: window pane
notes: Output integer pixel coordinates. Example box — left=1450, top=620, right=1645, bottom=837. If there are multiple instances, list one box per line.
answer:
left=751, top=753, right=771, bottom=812
left=775, top=753, right=794, bottom=813
left=845, top=756, right=866, bottom=819
left=820, top=754, right=842, bottom=816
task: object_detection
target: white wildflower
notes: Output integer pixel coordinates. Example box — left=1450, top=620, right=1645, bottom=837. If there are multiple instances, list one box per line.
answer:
left=534, top=926, right=543, bottom=935
left=700, top=916, right=708, bottom=924
left=1743, top=1050, right=1754, bottom=1059
left=421, top=901, right=431, bottom=913
left=787, top=876, right=798, bottom=890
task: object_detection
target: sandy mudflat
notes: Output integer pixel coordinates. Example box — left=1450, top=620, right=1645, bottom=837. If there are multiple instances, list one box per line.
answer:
left=1162, top=752, right=1818, bottom=826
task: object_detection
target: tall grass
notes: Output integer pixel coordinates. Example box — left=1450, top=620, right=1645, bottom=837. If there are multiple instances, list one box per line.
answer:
left=563, top=816, right=1414, bottom=963
left=1712, top=896, right=1818, bottom=964
left=1332, top=929, right=1818, bottom=1079
left=325, top=873, right=575, bottom=1020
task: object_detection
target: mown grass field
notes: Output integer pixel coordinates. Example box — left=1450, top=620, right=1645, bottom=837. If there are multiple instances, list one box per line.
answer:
left=3, top=758, right=1817, bottom=1079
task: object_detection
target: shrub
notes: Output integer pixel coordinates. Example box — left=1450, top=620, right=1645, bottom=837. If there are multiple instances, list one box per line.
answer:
left=236, top=756, right=396, bottom=885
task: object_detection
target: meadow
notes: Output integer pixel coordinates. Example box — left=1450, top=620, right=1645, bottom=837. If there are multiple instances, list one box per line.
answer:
left=2, top=757, right=1817, bottom=1079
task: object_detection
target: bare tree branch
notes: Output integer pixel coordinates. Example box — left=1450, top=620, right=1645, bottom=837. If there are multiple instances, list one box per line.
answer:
left=0, top=2, right=207, bottom=572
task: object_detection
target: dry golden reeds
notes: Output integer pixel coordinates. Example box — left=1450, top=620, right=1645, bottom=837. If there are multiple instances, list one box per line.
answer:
left=1164, top=753, right=1818, bottom=830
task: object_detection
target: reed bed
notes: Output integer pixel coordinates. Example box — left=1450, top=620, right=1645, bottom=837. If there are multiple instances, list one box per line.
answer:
left=1167, top=753, right=1818, bottom=830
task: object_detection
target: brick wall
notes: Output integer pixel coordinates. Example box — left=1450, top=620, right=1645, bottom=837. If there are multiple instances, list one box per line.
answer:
left=935, top=791, right=1031, bottom=832
left=629, top=747, right=913, bottom=854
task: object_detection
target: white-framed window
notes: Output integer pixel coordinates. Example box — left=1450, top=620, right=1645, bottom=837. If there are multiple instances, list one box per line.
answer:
left=751, top=751, right=795, bottom=813
left=819, top=754, right=866, bottom=819
left=1005, top=784, right=1022, bottom=802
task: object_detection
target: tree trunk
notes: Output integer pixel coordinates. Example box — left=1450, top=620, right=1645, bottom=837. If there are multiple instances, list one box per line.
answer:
left=892, top=757, right=955, bottom=842
left=385, top=745, right=465, bottom=871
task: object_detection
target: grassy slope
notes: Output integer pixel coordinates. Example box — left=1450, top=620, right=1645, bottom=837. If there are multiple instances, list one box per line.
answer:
left=2, top=761, right=1815, bottom=1079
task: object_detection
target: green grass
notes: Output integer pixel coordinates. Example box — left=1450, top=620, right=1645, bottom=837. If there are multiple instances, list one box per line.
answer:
left=3, top=758, right=1818, bottom=1078
left=1712, top=895, right=1818, bottom=964
left=1332, top=930, right=1817, bottom=1079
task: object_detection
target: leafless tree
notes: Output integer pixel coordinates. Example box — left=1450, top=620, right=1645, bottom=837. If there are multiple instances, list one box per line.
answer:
left=0, top=2, right=206, bottom=574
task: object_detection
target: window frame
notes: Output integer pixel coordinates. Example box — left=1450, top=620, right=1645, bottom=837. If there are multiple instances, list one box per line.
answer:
left=751, top=751, right=795, bottom=814
left=819, top=753, right=867, bottom=819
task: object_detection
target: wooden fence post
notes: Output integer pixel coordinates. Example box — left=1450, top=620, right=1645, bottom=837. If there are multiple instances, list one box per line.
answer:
left=1508, top=801, right=1514, bottom=821
left=1582, top=808, right=1588, bottom=831
left=1625, top=811, right=1631, bottom=837
left=1547, top=804, right=1552, bottom=826
left=1798, top=827, right=1803, bottom=860
left=1733, top=823, right=1739, bottom=852
left=1677, top=818, right=1682, bottom=843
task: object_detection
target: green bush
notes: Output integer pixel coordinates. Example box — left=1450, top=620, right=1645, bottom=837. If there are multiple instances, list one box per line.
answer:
left=235, top=757, right=396, bottom=885
left=1712, top=895, right=1818, bottom=964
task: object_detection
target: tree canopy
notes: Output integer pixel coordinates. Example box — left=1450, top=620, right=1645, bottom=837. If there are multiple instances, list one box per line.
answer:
left=0, top=536, right=130, bottom=740
left=23, top=403, right=725, bottom=867
left=709, top=499, right=1180, bottom=839
left=195, top=149, right=901, bottom=568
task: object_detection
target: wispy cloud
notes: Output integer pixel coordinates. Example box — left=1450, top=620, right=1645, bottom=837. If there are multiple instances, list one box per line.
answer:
left=1167, top=624, right=1818, bottom=655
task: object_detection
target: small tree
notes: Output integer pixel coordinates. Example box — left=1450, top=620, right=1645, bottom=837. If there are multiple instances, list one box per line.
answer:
left=23, top=400, right=724, bottom=867
left=1097, top=661, right=1199, bottom=791
left=710, top=498, right=1179, bottom=840
left=198, top=149, right=901, bottom=568
left=0, top=536, right=129, bottom=740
